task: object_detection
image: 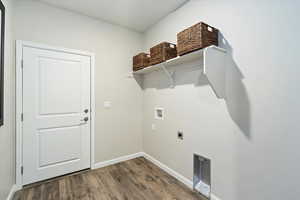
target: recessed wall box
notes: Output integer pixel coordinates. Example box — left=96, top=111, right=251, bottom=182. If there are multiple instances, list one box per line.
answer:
left=194, top=154, right=211, bottom=199
left=154, top=107, right=164, bottom=120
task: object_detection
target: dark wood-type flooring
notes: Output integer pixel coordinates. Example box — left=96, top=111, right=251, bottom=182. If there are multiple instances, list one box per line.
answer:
left=13, top=157, right=205, bottom=200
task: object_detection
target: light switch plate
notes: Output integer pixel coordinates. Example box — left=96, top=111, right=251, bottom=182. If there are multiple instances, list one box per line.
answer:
left=104, top=101, right=112, bottom=109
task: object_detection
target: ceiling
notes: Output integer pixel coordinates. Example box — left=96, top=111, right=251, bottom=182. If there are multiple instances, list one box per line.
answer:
left=38, top=0, right=189, bottom=32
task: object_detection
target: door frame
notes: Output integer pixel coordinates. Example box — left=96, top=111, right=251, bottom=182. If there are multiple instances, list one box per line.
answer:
left=15, top=40, right=96, bottom=189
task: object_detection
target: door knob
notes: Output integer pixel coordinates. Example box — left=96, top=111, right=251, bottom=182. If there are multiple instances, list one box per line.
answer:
left=81, top=117, right=89, bottom=122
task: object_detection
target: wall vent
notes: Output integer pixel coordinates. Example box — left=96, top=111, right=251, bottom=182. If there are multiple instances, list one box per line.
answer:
left=193, top=154, right=211, bottom=199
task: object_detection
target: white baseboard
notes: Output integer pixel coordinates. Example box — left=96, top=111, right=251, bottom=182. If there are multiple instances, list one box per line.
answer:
left=6, top=184, right=18, bottom=200
left=141, top=152, right=222, bottom=200
left=91, top=152, right=222, bottom=200
left=142, top=152, right=193, bottom=188
left=211, top=194, right=222, bottom=200
left=92, top=152, right=143, bottom=169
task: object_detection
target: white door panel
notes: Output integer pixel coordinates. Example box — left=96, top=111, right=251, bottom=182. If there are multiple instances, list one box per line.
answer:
left=38, top=57, right=82, bottom=115
left=38, top=126, right=81, bottom=167
left=22, top=46, right=91, bottom=185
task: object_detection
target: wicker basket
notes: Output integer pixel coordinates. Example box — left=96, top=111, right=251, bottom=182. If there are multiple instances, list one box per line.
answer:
left=133, top=53, right=150, bottom=71
left=150, top=42, right=177, bottom=65
left=177, top=22, right=218, bottom=56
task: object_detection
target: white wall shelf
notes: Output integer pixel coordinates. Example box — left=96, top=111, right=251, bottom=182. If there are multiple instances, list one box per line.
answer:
left=133, top=45, right=227, bottom=98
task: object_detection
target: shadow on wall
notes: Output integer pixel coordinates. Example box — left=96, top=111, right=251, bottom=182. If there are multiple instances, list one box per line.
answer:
left=219, top=32, right=252, bottom=139
left=134, top=33, right=251, bottom=139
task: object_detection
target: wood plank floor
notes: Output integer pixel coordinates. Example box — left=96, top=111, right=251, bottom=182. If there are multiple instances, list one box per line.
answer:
left=13, top=157, right=205, bottom=200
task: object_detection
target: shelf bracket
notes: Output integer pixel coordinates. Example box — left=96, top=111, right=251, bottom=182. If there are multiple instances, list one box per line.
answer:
left=161, top=64, right=175, bottom=88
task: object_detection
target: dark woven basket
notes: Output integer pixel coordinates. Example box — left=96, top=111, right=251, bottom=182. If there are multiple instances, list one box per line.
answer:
left=133, top=53, right=150, bottom=71
left=177, top=22, right=218, bottom=56
left=150, top=42, right=177, bottom=65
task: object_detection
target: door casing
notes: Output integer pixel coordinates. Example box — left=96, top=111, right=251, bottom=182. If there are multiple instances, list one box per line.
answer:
left=16, top=40, right=95, bottom=188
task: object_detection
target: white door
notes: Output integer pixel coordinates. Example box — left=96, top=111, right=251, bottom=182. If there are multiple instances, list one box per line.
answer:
left=22, top=46, right=91, bottom=185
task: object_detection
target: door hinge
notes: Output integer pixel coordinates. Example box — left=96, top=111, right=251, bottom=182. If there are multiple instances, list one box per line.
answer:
left=21, top=59, right=24, bottom=68
left=21, top=113, right=24, bottom=122
left=21, top=166, right=24, bottom=175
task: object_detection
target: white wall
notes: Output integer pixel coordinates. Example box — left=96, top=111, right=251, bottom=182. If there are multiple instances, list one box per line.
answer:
left=14, top=0, right=144, bottom=163
left=142, top=0, right=300, bottom=200
left=0, top=0, right=15, bottom=199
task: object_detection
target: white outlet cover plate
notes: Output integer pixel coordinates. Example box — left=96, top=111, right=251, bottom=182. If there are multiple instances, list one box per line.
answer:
left=104, top=101, right=112, bottom=109
left=151, top=124, right=156, bottom=131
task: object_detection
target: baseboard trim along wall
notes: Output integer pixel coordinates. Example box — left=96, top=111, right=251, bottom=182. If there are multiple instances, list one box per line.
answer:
left=211, top=194, right=222, bottom=200
left=142, top=152, right=193, bottom=188
left=92, top=152, right=222, bottom=200
left=6, top=185, right=19, bottom=200
left=141, top=152, right=222, bottom=200
left=92, top=152, right=144, bottom=169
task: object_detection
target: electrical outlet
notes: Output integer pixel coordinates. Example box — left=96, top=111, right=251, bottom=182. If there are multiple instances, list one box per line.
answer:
left=177, top=131, right=184, bottom=140
left=151, top=124, right=156, bottom=131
